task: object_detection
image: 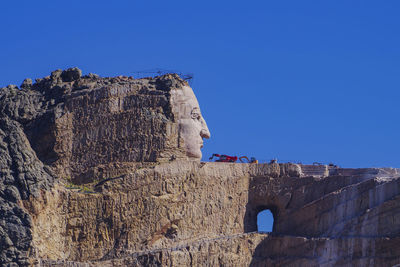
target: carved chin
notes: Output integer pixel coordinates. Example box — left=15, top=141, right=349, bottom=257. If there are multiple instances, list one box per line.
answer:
left=186, top=147, right=202, bottom=159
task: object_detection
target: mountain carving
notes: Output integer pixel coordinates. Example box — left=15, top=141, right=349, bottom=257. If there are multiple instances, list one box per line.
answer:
left=0, top=68, right=399, bottom=266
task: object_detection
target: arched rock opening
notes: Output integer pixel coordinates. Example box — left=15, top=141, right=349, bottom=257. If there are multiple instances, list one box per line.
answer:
left=244, top=204, right=278, bottom=233
left=257, top=209, right=274, bottom=232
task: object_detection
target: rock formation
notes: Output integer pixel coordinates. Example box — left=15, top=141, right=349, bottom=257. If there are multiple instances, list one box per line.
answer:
left=0, top=68, right=399, bottom=266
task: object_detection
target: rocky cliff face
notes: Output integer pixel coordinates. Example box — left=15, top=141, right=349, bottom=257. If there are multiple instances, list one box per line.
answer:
left=0, top=68, right=399, bottom=266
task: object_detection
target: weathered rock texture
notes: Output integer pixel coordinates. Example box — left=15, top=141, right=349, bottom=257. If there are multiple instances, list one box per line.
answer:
left=1, top=68, right=399, bottom=266
left=24, top=69, right=192, bottom=184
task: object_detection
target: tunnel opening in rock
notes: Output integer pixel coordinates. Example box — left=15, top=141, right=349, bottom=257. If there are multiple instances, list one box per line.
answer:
left=244, top=203, right=279, bottom=233
left=257, top=209, right=275, bottom=233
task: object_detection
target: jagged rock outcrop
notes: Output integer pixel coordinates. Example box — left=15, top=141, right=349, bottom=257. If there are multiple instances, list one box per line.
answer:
left=0, top=83, right=55, bottom=266
left=0, top=68, right=399, bottom=266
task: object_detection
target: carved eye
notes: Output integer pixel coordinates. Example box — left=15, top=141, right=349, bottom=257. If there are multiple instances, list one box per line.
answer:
left=191, top=112, right=201, bottom=120
left=191, top=108, right=201, bottom=120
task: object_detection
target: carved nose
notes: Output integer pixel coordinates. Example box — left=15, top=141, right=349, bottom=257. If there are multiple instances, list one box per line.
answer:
left=200, top=117, right=210, bottom=139
left=200, top=128, right=210, bottom=139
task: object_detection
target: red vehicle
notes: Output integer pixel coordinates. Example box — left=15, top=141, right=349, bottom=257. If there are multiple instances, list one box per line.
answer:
left=209, top=154, right=238, bottom=162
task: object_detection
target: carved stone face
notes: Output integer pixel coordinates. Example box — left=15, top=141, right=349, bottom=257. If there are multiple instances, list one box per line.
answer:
left=171, top=85, right=211, bottom=159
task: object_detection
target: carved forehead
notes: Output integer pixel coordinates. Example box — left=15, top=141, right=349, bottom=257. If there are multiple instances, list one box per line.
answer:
left=171, top=86, right=201, bottom=115
left=171, top=86, right=198, bottom=102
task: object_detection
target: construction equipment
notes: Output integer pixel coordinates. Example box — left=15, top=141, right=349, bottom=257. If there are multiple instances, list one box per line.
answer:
left=239, top=156, right=258, bottom=164
left=209, top=154, right=258, bottom=163
left=209, top=154, right=238, bottom=163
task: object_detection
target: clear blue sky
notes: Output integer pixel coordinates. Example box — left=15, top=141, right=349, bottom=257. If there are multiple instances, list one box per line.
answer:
left=1, top=1, right=399, bottom=168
